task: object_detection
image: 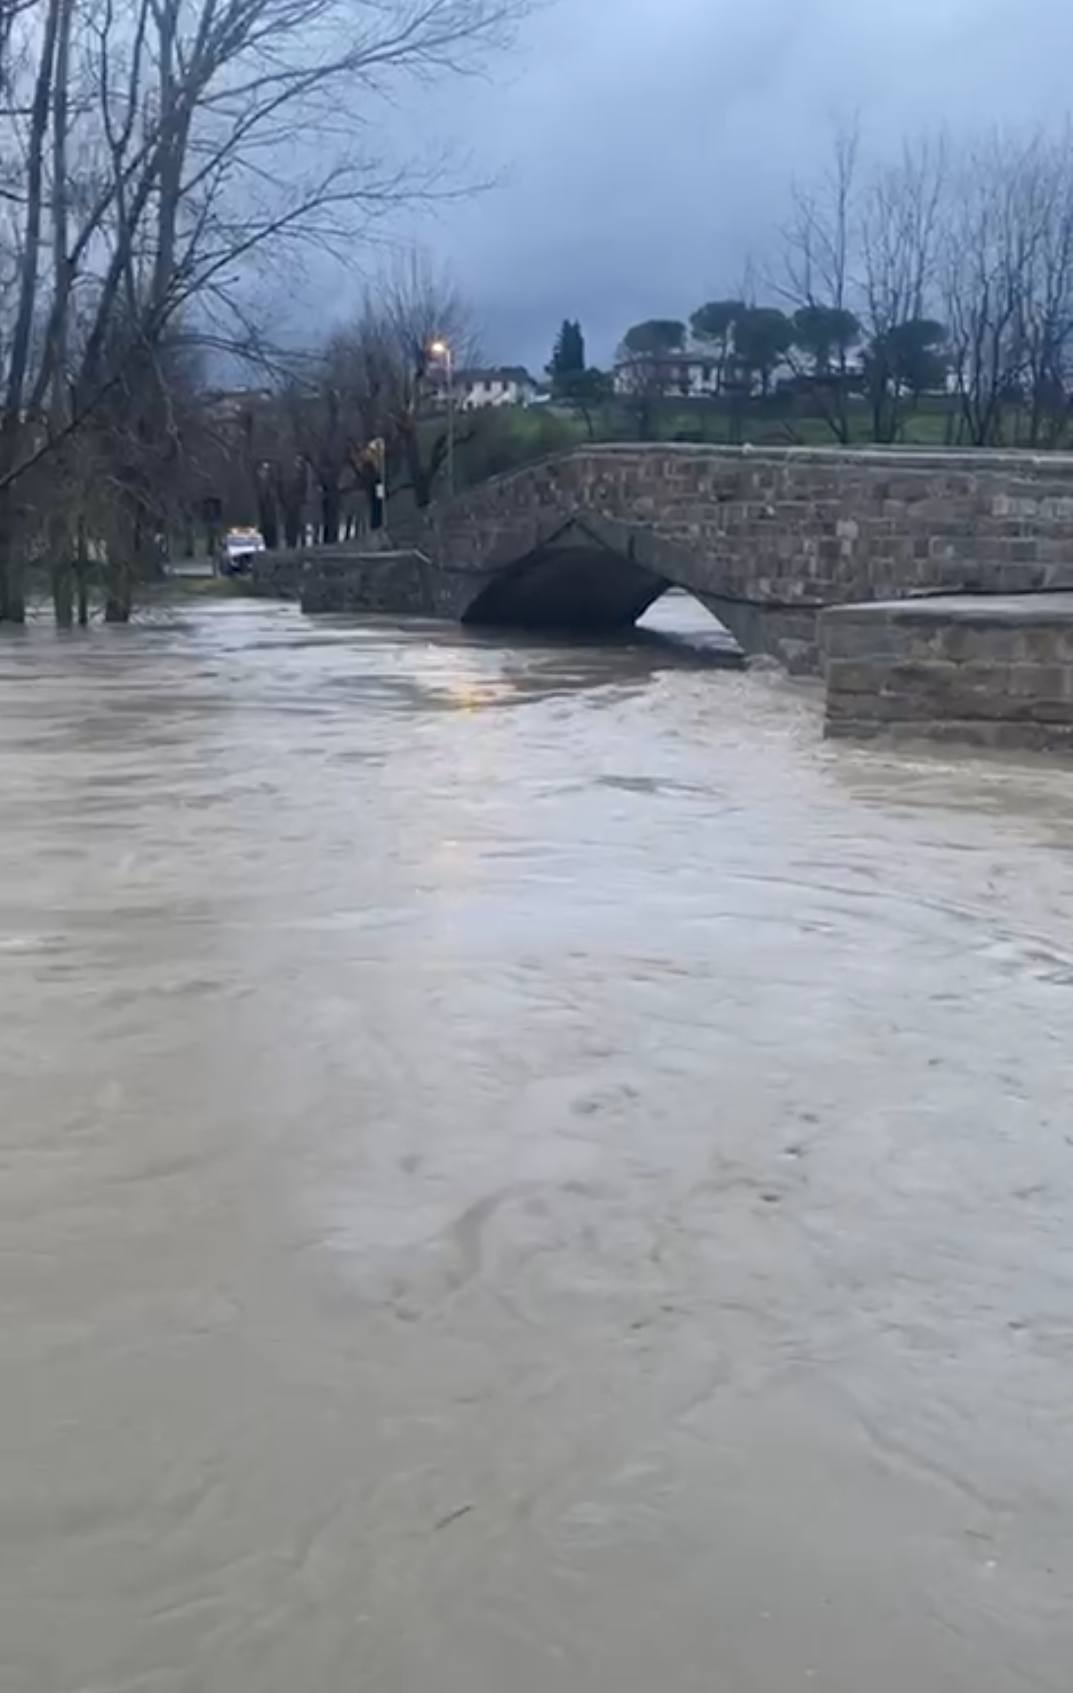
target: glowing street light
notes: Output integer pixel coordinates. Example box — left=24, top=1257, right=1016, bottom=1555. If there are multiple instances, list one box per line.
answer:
left=429, top=338, right=455, bottom=497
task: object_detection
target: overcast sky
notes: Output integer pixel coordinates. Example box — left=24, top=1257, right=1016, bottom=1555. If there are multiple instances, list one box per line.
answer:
left=335, top=0, right=1073, bottom=373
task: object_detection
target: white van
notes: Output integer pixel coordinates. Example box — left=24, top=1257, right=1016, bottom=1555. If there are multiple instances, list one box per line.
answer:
left=217, top=528, right=266, bottom=576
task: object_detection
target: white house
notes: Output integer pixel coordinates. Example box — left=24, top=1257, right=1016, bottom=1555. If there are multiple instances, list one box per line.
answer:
left=613, top=351, right=723, bottom=400
left=456, top=367, right=539, bottom=410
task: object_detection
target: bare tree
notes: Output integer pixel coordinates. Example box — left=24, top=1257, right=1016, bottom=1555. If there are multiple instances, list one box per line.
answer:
left=247, top=253, right=475, bottom=553
left=860, top=135, right=948, bottom=440
left=0, top=0, right=529, bottom=621
left=611, top=353, right=666, bottom=442
left=379, top=253, right=476, bottom=507
left=776, top=122, right=861, bottom=443
left=279, top=375, right=350, bottom=544
left=939, top=132, right=1062, bottom=447
left=0, top=0, right=64, bottom=618
left=1012, top=128, right=1073, bottom=446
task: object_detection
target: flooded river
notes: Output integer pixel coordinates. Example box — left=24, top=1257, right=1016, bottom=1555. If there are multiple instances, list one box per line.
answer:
left=3, top=595, right=1073, bottom=1692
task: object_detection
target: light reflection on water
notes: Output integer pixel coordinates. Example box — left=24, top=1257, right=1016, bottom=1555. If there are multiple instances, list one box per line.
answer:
left=2, top=597, right=1073, bottom=1693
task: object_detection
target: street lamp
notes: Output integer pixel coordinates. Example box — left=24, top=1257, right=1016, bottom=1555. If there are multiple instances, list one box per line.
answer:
left=429, top=338, right=455, bottom=497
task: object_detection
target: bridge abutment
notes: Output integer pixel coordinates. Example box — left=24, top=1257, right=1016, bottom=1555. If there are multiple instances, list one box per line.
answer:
left=822, top=594, right=1073, bottom=750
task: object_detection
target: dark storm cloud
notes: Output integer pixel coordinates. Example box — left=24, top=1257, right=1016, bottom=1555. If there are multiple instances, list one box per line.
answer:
left=396, top=0, right=1073, bottom=370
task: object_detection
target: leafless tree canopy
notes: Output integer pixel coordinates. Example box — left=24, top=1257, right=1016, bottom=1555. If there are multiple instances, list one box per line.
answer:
left=0, top=0, right=527, bottom=619
left=940, top=128, right=1073, bottom=449
left=249, top=252, right=477, bottom=546
left=772, top=122, right=1073, bottom=449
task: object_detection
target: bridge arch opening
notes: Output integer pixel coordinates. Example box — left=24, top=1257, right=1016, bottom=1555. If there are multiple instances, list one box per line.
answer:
left=461, top=541, right=672, bottom=634
left=460, top=528, right=743, bottom=661
left=636, top=586, right=740, bottom=651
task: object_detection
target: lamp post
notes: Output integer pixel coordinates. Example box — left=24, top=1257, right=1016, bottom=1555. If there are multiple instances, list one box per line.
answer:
left=430, top=338, right=455, bottom=497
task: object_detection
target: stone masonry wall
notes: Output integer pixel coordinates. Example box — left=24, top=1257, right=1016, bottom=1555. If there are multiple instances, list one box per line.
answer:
left=821, top=594, right=1073, bottom=751
left=250, top=550, right=304, bottom=599
left=420, top=444, right=1073, bottom=615
left=300, top=550, right=433, bottom=616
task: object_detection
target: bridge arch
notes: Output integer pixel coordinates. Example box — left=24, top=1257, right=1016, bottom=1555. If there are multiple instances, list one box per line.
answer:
left=455, top=511, right=821, bottom=667
left=461, top=516, right=672, bottom=632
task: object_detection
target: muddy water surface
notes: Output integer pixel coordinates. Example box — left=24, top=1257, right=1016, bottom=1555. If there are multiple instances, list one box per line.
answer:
left=3, top=597, right=1073, bottom=1692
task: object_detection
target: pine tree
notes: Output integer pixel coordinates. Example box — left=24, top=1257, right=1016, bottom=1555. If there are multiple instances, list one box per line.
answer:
left=548, top=319, right=586, bottom=392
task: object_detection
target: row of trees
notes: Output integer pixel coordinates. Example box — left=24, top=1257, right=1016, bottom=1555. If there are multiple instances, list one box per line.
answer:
left=0, top=0, right=528, bottom=625
left=617, top=301, right=946, bottom=443
left=614, top=125, right=1073, bottom=450
left=235, top=259, right=474, bottom=547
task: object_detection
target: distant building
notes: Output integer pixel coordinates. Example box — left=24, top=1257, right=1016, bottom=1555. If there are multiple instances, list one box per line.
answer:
left=613, top=351, right=723, bottom=400
left=456, top=367, right=539, bottom=410
left=614, top=349, right=879, bottom=400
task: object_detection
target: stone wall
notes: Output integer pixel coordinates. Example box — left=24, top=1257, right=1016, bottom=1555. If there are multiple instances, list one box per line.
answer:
left=281, top=444, right=1073, bottom=673
left=250, top=550, right=304, bottom=599
left=422, top=444, right=1073, bottom=614
left=821, top=594, right=1073, bottom=751
left=251, top=536, right=420, bottom=606
left=300, top=550, right=432, bottom=616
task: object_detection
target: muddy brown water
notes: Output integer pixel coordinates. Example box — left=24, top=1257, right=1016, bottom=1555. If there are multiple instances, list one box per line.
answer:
left=2, top=595, right=1073, bottom=1692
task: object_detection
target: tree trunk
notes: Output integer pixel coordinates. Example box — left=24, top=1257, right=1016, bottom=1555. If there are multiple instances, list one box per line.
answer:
left=399, top=421, right=435, bottom=508
left=0, top=488, right=26, bottom=622
left=0, top=503, right=9, bottom=624
left=52, top=559, right=74, bottom=627
left=257, top=495, right=279, bottom=551
left=49, top=509, right=73, bottom=626
left=4, top=559, right=26, bottom=623
left=8, top=570, right=25, bottom=621
left=407, top=439, right=432, bottom=507
left=104, top=555, right=132, bottom=622
left=76, top=518, right=89, bottom=625
left=321, top=483, right=340, bottom=544
left=105, top=505, right=138, bottom=621
left=0, top=0, right=63, bottom=622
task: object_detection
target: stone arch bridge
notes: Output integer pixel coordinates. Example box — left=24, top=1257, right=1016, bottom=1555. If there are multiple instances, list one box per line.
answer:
left=289, top=444, right=1073, bottom=671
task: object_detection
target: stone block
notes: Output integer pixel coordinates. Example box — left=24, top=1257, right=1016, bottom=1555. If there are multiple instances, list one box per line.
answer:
left=825, top=658, right=882, bottom=693
left=821, top=608, right=900, bottom=660
left=1005, top=662, right=1070, bottom=698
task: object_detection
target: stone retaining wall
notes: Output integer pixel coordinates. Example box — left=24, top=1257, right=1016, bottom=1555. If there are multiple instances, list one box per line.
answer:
left=250, top=550, right=304, bottom=599
left=821, top=594, right=1073, bottom=751
left=300, top=550, right=432, bottom=616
